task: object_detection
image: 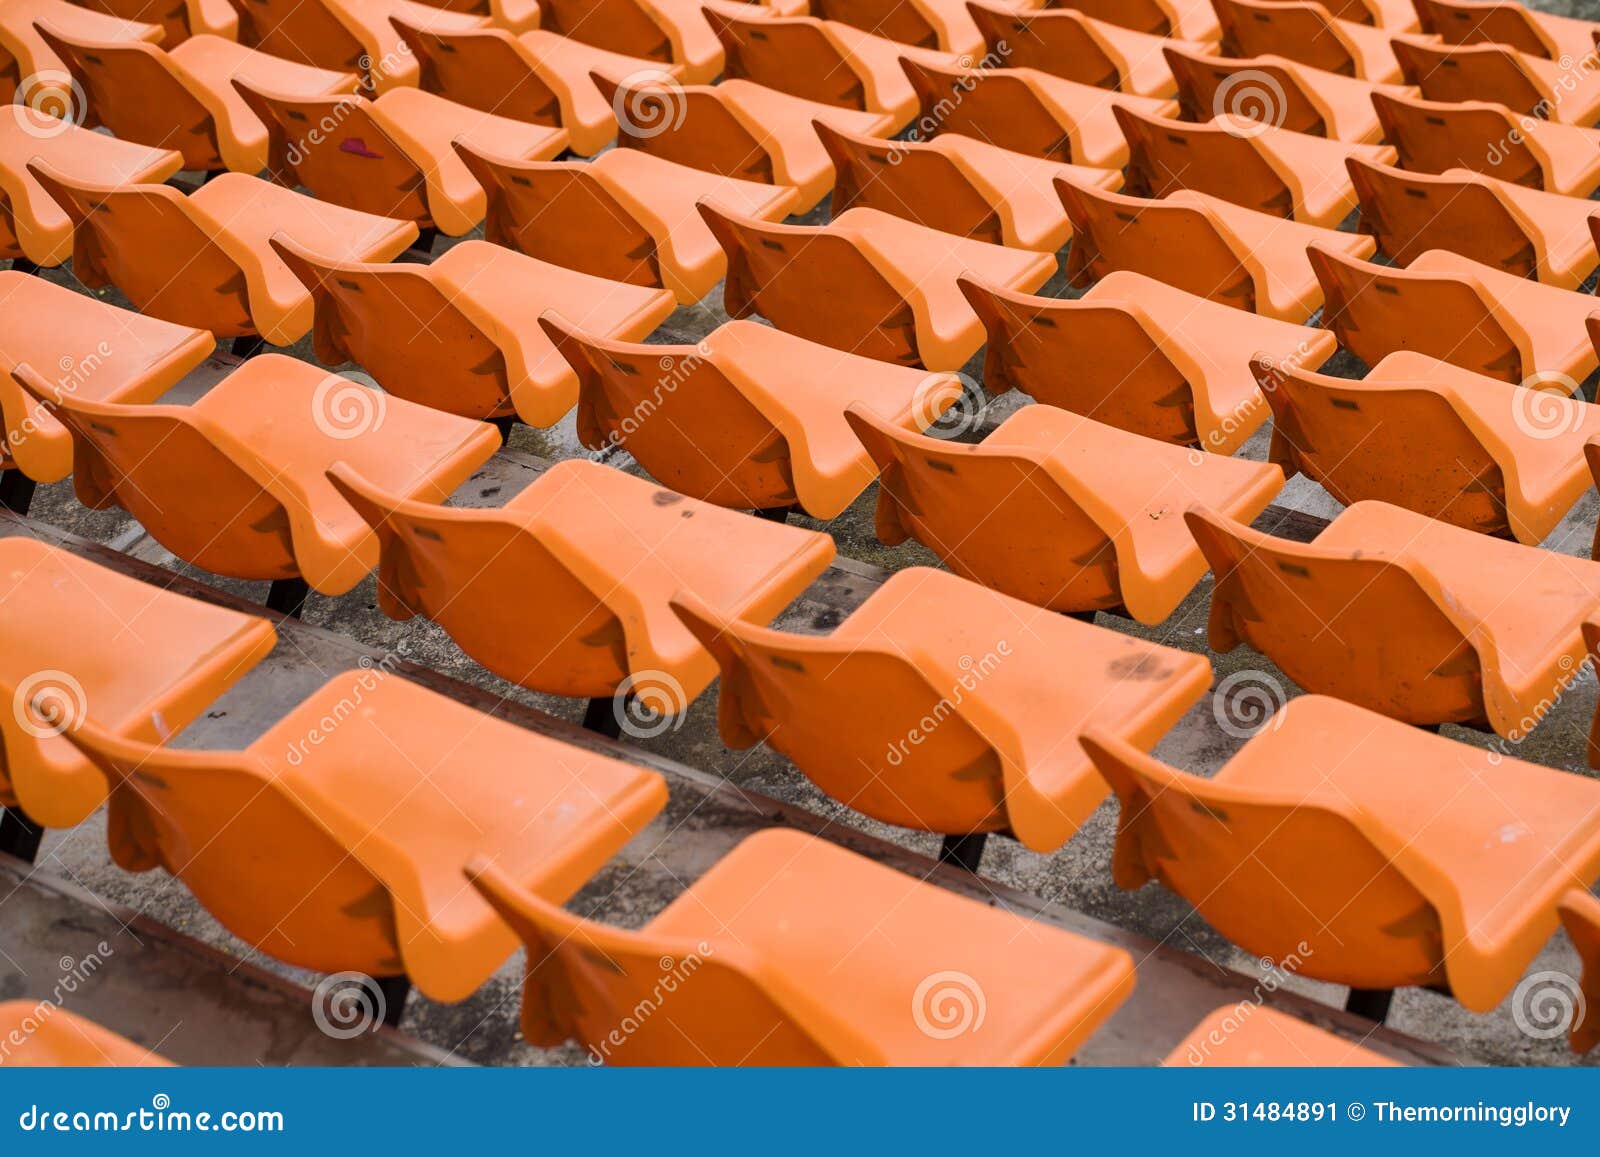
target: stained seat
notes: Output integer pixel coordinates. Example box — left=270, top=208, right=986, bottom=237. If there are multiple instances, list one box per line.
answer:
left=699, top=203, right=1056, bottom=370
left=1309, top=244, right=1600, bottom=383
left=225, top=0, right=484, bottom=89
left=28, top=167, right=417, bottom=344
left=274, top=238, right=674, bottom=426
left=1558, top=888, right=1600, bottom=1052
left=1412, top=0, right=1598, bottom=63
left=61, top=671, right=668, bottom=1003
left=1115, top=104, right=1395, bottom=227
left=1188, top=500, right=1600, bottom=736
left=899, top=57, right=1178, bottom=168
left=846, top=404, right=1285, bottom=622
left=536, top=0, right=726, bottom=81
left=1347, top=157, right=1600, bottom=289
left=1372, top=91, right=1600, bottom=196
left=1212, top=0, right=1425, bottom=81
left=1044, top=0, right=1220, bottom=40
left=68, top=0, right=239, bottom=42
left=36, top=25, right=359, bottom=173
left=0, top=106, right=182, bottom=267
left=0, top=1003, right=172, bottom=1067
left=1057, top=181, right=1375, bottom=322
left=1264, top=350, right=1600, bottom=544
left=671, top=567, right=1212, bottom=851
left=1083, top=693, right=1600, bottom=1013
left=471, top=829, right=1137, bottom=1065
left=1392, top=38, right=1600, bottom=126
left=544, top=316, right=963, bottom=515
left=1164, top=44, right=1413, bottom=142
left=452, top=143, right=798, bottom=304
left=1165, top=1007, right=1401, bottom=1067
left=816, top=121, right=1121, bottom=250
left=0, top=537, right=275, bottom=830
left=13, top=355, right=499, bottom=595
left=235, top=84, right=567, bottom=236
left=0, top=273, right=214, bottom=482
left=959, top=270, right=1337, bottom=453
left=0, top=0, right=161, bottom=104
left=597, top=73, right=895, bottom=211
left=329, top=458, right=835, bottom=699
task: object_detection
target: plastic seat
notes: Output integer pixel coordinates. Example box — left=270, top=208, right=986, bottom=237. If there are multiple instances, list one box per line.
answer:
left=0, top=1003, right=172, bottom=1067
left=37, top=26, right=359, bottom=173
left=0, top=273, right=214, bottom=482
left=329, top=458, right=835, bottom=699
left=967, top=3, right=1216, bottom=98
left=0, top=106, right=182, bottom=267
left=1115, top=105, right=1394, bottom=227
left=0, top=537, right=275, bottom=829
left=0, top=0, right=161, bottom=104
left=1165, top=44, right=1412, bottom=142
left=1058, top=181, right=1375, bottom=322
left=1392, top=38, right=1600, bottom=126
left=61, top=670, right=668, bottom=1003
left=1165, top=1006, right=1401, bottom=1067
left=1265, top=350, right=1600, bottom=544
left=453, top=144, right=797, bottom=305
left=14, top=355, right=499, bottom=594
left=1212, top=0, right=1423, bottom=81
left=597, top=74, right=894, bottom=211
left=544, top=316, right=963, bottom=515
left=396, top=22, right=673, bottom=155
left=959, top=270, right=1337, bottom=452
left=235, top=85, right=566, bottom=236
left=699, top=203, right=1056, bottom=370
left=1188, top=500, right=1600, bottom=735
left=411, top=0, right=541, bottom=32
left=846, top=404, right=1284, bottom=622
left=1310, top=244, right=1600, bottom=383
left=28, top=167, right=416, bottom=344
left=809, top=0, right=996, bottom=53
left=472, top=828, right=1136, bottom=1065
left=709, top=8, right=959, bottom=129
left=1559, top=888, right=1600, bottom=1052
left=672, top=567, right=1210, bottom=850
left=227, top=0, right=485, bottom=90
left=69, top=0, right=239, bottom=42
left=1047, top=0, right=1218, bottom=39
left=1347, top=157, right=1600, bottom=290
left=275, top=238, right=673, bottom=427
left=1413, top=0, right=1598, bottom=62
left=899, top=57, right=1178, bottom=168
left=536, top=0, right=725, bottom=82
left=816, top=122, right=1120, bottom=251
left=1086, top=693, right=1600, bottom=1013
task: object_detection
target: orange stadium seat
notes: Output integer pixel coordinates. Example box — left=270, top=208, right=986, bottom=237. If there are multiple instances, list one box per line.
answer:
left=1412, top=0, right=1598, bottom=62
left=899, top=57, right=1178, bottom=168
left=1115, top=105, right=1394, bottom=226
left=960, top=270, right=1337, bottom=453
left=1058, top=181, right=1375, bottom=322
left=36, top=24, right=359, bottom=173
left=816, top=121, right=1121, bottom=250
left=1165, top=44, right=1413, bottom=142
left=28, top=167, right=416, bottom=345
left=471, top=829, right=1137, bottom=1065
left=396, top=22, right=673, bottom=155
left=1264, top=350, right=1600, bottom=544
left=1044, top=0, right=1218, bottom=38
left=809, top=0, right=994, bottom=53
left=672, top=567, right=1212, bottom=852
left=453, top=143, right=798, bottom=304
left=0, top=537, right=275, bottom=830
left=967, top=2, right=1216, bottom=98
left=274, top=238, right=674, bottom=427
left=1211, top=0, right=1425, bottom=81
left=0, top=1003, right=172, bottom=1067
left=1346, top=157, right=1600, bottom=289
left=1083, top=693, right=1600, bottom=1014
left=1166, top=1006, right=1401, bottom=1067
left=699, top=203, right=1056, bottom=369
left=597, top=73, right=895, bottom=211
left=1372, top=91, right=1600, bottom=196
left=0, top=107, right=182, bottom=268
left=70, top=0, right=239, bottom=42
left=543, top=316, right=963, bottom=515
left=227, top=0, right=485, bottom=90
left=0, top=0, right=161, bottom=104
left=329, top=458, right=835, bottom=699
left=61, top=671, right=668, bottom=1003
left=1309, top=244, right=1599, bottom=383
left=417, top=0, right=541, bottom=33
left=1558, top=888, right=1600, bottom=1053
left=13, top=355, right=499, bottom=595
left=536, top=0, right=724, bottom=81
left=846, top=404, right=1285, bottom=622
left=1392, top=38, right=1600, bottom=126
left=1188, top=500, right=1600, bottom=736
left=235, top=84, right=567, bottom=237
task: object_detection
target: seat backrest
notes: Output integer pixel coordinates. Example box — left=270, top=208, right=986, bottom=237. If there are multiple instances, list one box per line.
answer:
left=1371, top=92, right=1543, bottom=188
left=1166, top=48, right=1330, bottom=136
left=815, top=123, right=1001, bottom=243
left=538, top=0, right=674, bottom=61
left=811, top=0, right=941, bottom=49
left=709, top=11, right=867, bottom=110
left=1115, top=105, right=1292, bottom=216
left=593, top=73, right=775, bottom=182
left=1346, top=158, right=1533, bottom=275
left=899, top=58, right=1074, bottom=162
left=967, top=5, right=1121, bottom=89
left=76, top=0, right=201, bottom=42
left=1213, top=0, right=1358, bottom=76
left=1413, top=0, right=1549, bottom=56
left=228, top=0, right=365, bottom=70
left=1186, top=507, right=1483, bottom=723
left=395, top=22, right=563, bottom=124
left=1081, top=731, right=1446, bottom=992
left=1392, top=38, right=1548, bottom=117
left=1040, top=0, right=1175, bottom=35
